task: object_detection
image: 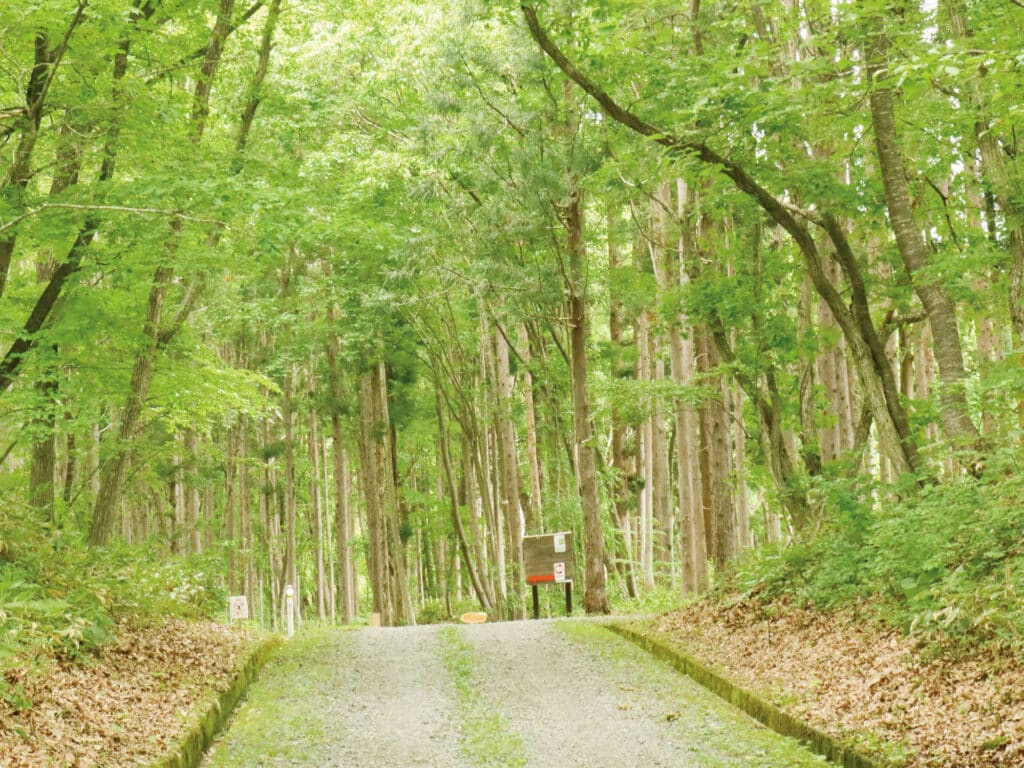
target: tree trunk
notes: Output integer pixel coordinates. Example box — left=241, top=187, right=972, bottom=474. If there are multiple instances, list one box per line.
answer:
left=608, top=206, right=639, bottom=598
left=565, top=183, right=610, bottom=614
left=308, top=406, right=327, bottom=620
left=185, top=425, right=201, bottom=554
left=88, top=267, right=172, bottom=546
left=376, top=360, right=415, bottom=625
left=359, top=372, right=387, bottom=620
left=332, top=434, right=355, bottom=623
left=225, top=424, right=238, bottom=593
left=520, top=324, right=543, bottom=532
left=281, top=369, right=298, bottom=626
left=493, top=323, right=525, bottom=617
left=636, top=308, right=655, bottom=591
left=868, top=35, right=980, bottom=451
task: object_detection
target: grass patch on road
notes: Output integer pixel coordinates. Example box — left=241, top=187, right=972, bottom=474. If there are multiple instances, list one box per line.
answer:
left=439, top=626, right=527, bottom=768
left=554, top=620, right=833, bottom=768
left=203, top=627, right=353, bottom=767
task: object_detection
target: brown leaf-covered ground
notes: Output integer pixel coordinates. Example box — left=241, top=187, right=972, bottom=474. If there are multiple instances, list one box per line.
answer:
left=0, top=619, right=258, bottom=768
left=649, top=601, right=1024, bottom=768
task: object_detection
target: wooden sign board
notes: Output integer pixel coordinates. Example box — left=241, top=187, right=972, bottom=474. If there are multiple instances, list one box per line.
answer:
left=524, top=531, right=574, bottom=584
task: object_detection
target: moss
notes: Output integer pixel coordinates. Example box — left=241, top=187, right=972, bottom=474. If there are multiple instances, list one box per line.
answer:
left=150, top=635, right=282, bottom=768
left=199, top=627, right=359, bottom=767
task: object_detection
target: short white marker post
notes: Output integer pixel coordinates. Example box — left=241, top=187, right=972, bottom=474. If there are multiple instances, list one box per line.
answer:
left=285, top=584, right=295, bottom=637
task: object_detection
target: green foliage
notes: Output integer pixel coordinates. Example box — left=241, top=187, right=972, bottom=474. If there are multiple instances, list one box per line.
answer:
left=608, top=583, right=687, bottom=616
left=0, top=508, right=231, bottom=701
left=729, top=451, right=1024, bottom=650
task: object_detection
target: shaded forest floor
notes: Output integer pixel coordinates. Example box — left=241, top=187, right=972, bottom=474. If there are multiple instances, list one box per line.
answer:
left=0, top=619, right=259, bottom=768
left=647, top=601, right=1024, bottom=768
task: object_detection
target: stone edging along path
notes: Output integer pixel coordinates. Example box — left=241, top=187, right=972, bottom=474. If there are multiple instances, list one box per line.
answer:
left=150, top=636, right=282, bottom=768
left=606, top=622, right=894, bottom=768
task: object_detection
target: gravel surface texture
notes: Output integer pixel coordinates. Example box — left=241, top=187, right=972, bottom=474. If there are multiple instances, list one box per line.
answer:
left=203, top=619, right=828, bottom=768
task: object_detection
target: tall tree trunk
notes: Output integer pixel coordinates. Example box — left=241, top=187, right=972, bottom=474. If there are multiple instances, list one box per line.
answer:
left=239, top=415, right=256, bottom=613
left=565, top=183, right=610, bottom=614
left=868, top=31, right=980, bottom=452
left=332, top=435, right=355, bottom=623
left=376, top=361, right=415, bottom=625
left=281, top=369, right=298, bottom=626
left=705, top=338, right=736, bottom=570
left=185, top=425, right=202, bottom=554
left=359, top=372, right=387, bottom=620
left=225, top=424, right=238, bottom=593
left=308, top=406, right=327, bottom=620
left=88, top=267, right=172, bottom=546
left=636, top=308, right=655, bottom=591
left=493, top=323, right=525, bottom=617
left=608, top=206, right=639, bottom=598
left=672, top=179, right=709, bottom=591
left=519, top=324, right=543, bottom=532
left=461, top=429, right=495, bottom=609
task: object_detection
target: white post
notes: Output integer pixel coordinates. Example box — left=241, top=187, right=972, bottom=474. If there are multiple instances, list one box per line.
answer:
left=285, top=584, right=295, bottom=637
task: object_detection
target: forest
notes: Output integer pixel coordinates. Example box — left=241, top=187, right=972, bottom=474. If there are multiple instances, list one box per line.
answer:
left=1, top=0, right=1023, bottom=754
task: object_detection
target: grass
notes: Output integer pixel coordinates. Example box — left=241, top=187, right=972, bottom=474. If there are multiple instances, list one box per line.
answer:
left=553, top=620, right=833, bottom=767
left=202, top=627, right=352, bottom=767
left=438, top=626, right=528, bottom=768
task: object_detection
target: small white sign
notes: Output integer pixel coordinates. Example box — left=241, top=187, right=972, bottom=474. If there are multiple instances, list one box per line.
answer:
left=553, top=533, right=566, bottom=553
left=228, top=595, right=249, bottom=621
left=553, top=561, right=566, bottom=582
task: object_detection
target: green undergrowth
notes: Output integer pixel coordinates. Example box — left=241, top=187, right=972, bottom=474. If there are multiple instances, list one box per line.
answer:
left=609, top=582, right=690, bottom=616
left=439, top=626, right=527, bottom=768
left=1, top=511, right=228, bottom=708
left=417, top=596, right=489, bottom=624
left=729, top=452, right=1024, bottom=652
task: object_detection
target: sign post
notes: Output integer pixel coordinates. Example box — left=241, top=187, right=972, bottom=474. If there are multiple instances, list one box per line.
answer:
left=285, top=584, right=295, bottom=637
left=523, top=532, right=575, bottom=619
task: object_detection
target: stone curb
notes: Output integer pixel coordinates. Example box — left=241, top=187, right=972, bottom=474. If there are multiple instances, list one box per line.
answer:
left=150, top=635, right=282, bottom=768
left=606, top=622, right=895, bottom=768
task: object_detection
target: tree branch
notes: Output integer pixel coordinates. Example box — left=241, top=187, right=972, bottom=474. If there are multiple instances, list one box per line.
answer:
left=0, top=203, right=218, bottom=234
left=520, top=5, right=821, bottom=261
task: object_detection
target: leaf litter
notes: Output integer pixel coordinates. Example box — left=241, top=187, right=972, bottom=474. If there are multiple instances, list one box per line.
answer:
left=650, top=601, right=1024, bottom=768
left=0, top=619, right=258, bottom=768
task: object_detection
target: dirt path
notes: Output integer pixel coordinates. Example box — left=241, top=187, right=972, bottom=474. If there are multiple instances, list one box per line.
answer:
left=203, top=620, right=827, bottom=768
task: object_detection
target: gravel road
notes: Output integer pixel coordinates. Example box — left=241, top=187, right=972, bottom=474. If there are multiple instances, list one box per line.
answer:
left=203, top=619, right=828, bottom=768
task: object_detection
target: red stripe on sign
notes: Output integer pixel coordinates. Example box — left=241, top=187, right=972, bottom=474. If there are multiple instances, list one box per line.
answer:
left=527, top=575, right=555, bottom=584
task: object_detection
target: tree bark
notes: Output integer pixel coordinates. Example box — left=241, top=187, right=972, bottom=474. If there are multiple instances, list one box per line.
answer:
left=359, top=372, right=387, bottom=620
left=636, top=308, right=655, bottom=591
left=868, top=36, right=981, bottom=450
left=519, top=324, right=543, bottom=532
left=493, top=323, right=525, bottom=616
left=565, top=183, right=610, bottom=614
left=608, top=206, right=639, bottom=598
left=308, top=406, right=327, bottom=620
left=87, top=267, right=172, bottom=546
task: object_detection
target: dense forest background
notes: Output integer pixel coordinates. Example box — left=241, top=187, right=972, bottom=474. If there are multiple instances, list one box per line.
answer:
left=2, top=0, right=1023, bottom=677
